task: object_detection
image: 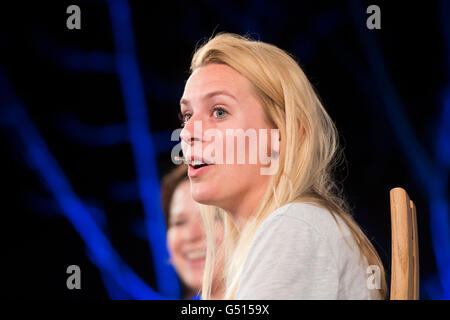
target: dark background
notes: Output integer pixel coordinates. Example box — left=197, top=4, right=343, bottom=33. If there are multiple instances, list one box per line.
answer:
left=0, top=0, right=449, bottom=299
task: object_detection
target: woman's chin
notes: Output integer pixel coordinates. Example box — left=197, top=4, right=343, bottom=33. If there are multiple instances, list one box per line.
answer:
left=191, top=184, right=217, bottom=205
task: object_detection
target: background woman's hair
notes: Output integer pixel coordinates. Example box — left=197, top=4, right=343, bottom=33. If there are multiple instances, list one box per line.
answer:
left=160, top=164, right=189, bottom=228
left=190, top=32, right=387, bottom=300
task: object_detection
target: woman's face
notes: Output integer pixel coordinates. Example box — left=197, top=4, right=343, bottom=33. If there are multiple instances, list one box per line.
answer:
left=167, top=180, right=223, bottom=293
left=179, top=64, right=274, bottom=215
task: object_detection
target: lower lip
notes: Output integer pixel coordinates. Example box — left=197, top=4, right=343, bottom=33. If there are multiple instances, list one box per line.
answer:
left=188, top=164, right=213, bottom=177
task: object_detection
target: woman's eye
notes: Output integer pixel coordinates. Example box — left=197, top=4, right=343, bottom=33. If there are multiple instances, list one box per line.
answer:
left=171, top=220, right=186, bottom=227
left=212, top=107, right=228, bottom=119
left=179, top=112, right=192, bottom=127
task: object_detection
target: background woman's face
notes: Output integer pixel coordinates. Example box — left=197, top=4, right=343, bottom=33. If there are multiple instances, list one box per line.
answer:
left=167, top=180, right=224, bottom=293
left=179, top=64, right=274, bottom=212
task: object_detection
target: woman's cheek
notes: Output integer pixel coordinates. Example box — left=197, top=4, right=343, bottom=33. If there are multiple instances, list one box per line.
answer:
left=167, top=230, right=182, bottom=265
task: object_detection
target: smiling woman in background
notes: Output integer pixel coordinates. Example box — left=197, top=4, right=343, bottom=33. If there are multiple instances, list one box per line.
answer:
left=161, top=165, right=224, bottom=300
left=178, top=33, right=386, bottom=300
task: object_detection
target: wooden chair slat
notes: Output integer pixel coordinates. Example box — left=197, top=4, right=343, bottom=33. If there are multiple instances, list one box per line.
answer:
left=390, top=187, right=419, bottom=300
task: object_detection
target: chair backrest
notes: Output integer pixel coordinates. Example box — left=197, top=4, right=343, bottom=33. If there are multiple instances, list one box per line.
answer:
left=390, top=187, right=419, bottom=299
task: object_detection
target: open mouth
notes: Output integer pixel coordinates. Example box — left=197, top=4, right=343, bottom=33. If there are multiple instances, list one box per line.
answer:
left=187, top=158, right=214, bottom=177
left=192, top=163, right=210, bottom=169
left=190, top=160, right=213, bottom=169
left=186, top=250, right=206, bottom=260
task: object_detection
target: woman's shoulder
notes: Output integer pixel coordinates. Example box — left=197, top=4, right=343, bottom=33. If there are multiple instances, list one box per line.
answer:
left=259, top=201, right=352, bottom=240
left=239, top=202, right=377, bottom=300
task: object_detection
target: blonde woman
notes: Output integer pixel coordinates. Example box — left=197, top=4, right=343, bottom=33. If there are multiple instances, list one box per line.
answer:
left=177, top=33, right=386, bottom=300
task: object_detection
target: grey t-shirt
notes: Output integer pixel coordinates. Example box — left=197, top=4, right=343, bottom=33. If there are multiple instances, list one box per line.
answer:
left=235, top=202, right=383, bottom=300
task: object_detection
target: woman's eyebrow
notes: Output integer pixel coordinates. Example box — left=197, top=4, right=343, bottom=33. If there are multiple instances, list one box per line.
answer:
left=203, top=90, right=237, bottom=102
left=180, top=98, right=190, bottom=108
left=180, top=90, right=237, bottom=107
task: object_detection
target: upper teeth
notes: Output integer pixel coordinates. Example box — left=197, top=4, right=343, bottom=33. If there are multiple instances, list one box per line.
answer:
left=186, top=251, right=206, bottom=260
left=191, top=160, right=204, bottom=166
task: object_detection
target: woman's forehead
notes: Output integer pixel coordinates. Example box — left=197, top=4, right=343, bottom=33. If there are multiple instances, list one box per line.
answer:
left=170, top=181, right=200, bottom=218
left=182, top=64, right=251, bottom=102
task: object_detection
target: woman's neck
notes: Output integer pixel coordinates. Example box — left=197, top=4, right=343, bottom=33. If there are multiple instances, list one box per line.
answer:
left=223, top=179, right=269, bottom=231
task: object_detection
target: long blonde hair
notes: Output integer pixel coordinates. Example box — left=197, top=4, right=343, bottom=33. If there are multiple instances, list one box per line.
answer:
left=189, top=33, right=387, bottom=300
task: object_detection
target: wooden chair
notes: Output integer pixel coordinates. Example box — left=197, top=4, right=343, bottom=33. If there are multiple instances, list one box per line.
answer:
left=390, top=187, right=420, bottom=299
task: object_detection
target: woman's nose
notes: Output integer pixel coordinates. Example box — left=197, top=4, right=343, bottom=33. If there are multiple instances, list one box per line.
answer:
left=180, top=116, right=203, bottom=149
